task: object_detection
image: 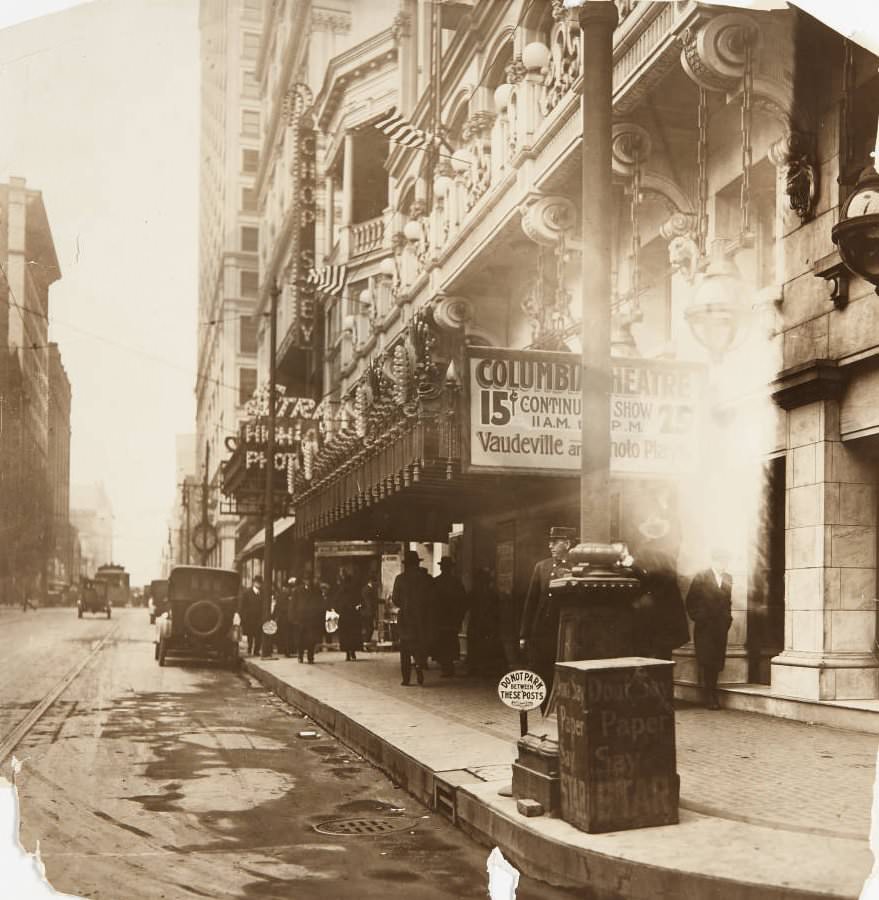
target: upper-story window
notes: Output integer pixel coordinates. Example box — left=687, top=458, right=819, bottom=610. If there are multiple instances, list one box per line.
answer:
left=242, top=32, right=260, bottom=60
left=238, top=367, right=258, bottom=405
left=350, top=129, right=389, bottom=224
left=242, top=110, right=260, bottom=136
left=242, top=69, right=259, bottom=99
left=242, top=187, right=258, bottom=212
left=240, top=315, right=259, bottom=354
left=240, top=270, right=259, bottom=297
left=242, top=148, right=259, bottom=173
left=241, top=226, right=258, bottom=253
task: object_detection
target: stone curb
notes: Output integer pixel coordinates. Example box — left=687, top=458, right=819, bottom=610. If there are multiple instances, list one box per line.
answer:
left=243, top=659, right=859, bottom=900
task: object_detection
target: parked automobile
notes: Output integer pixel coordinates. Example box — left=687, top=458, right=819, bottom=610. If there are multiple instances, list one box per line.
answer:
left=147, top=579, right=168, bottom=624
left=78, top=579, right=111, bottom=619
left=155, top=566, right=240, bottom=668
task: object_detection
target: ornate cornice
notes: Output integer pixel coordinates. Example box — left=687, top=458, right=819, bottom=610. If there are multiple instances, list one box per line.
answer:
left=770, top=359, right=847, bottom=411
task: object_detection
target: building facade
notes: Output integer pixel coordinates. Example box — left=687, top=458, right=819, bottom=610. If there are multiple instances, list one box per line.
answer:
left=47, top=342, right=72, bottom=594
left=0, top=176, right=61, bottom=603
left=220, top=2, right=879, bottom=707
left=70, top=482, right=113, bottom=578
left=196, top=0, right=266, bottom=569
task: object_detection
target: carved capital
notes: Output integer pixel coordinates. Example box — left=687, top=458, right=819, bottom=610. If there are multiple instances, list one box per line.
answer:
left=391, top=11, right=411, bottom=42
left=769, top=130, right=818, bottom=222
left=680, top=13, right=761, bottom=92
left=311, top=10, right=352, bottom=34
left=505, top=57, right=527, bottom=84
left=660, top=213, right=700, bottom=283
left=519, top=194, right=578, bottom=247
left=462, top=111, right=496, bottom=141
left=611, top=122, right=652, bottom=177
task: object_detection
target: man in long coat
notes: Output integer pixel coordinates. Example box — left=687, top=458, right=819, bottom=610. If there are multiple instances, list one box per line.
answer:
left=392, top=550, right=432, bottom=686
left=432, top=556, right=468, bottom=677
left=686, top=550, right=733, bottom=709
left=291, top=569, right=325, bottom=664
left=239, top=575, right=263, bottom=656
left=519, top=526, right=576, bottom=704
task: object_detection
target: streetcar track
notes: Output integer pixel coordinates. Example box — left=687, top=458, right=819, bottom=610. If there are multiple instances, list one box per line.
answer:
left=0, top=625, right=119, bottom=764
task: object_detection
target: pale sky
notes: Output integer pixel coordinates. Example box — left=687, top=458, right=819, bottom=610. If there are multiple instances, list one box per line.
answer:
left=0, top=0, right=199, bottom=586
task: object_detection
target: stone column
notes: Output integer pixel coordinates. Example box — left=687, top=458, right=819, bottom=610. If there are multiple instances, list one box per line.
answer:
left=771, top=395, right=879, bottom=700
left=324, top=173, right=335, bottom=258
left=341, top=132, right=354, bottom=260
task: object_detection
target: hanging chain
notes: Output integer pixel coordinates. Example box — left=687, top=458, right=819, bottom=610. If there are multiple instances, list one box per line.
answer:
left=740, top=31, right=754, bottom=244
left=629, top=142, right=642, bottom=313
left=536, top=244, right=546, bottom=338
left=841, top=38, right=855, bottom=177
left=555, top=229, right=569, bottom=332
left=696, top=87, right=709, bottom=256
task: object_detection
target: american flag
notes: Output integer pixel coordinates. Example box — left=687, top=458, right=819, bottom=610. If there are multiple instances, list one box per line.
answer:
left=374, top=107, right=439, bottom=152
left=306, top=265, right=347, bottom=297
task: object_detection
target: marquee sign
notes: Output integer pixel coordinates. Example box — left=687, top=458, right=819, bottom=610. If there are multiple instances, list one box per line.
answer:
left=465, top=348, right=704, bottom=477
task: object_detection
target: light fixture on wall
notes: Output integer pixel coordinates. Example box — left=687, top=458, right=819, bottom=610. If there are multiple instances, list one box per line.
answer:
left=831, top=166, right=879, bottom=295
left=684, top=240, right=749, bottom=361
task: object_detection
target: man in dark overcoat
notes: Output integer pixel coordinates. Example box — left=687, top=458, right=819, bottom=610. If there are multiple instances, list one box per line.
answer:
left=239, top=575, right=263, bottom=656
left=291, top=569, right=326, bottom=663
left=519, top=526, right=576, bottom=704
left=686, top=550, right=733, bottom=709
left=392, top=550, right=432, bottom=686
left=432, top=556, right=468, bottom=677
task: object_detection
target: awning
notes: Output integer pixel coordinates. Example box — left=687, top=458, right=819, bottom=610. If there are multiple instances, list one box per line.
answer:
left=236, top=516, right=296, bottom=562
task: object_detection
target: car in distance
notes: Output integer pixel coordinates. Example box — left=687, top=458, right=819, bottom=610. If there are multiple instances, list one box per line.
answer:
left=155, top=566, right=241, bottom=668
left=78, top=578, right=111, bottom=619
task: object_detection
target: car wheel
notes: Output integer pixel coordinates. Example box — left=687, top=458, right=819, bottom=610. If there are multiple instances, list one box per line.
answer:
left=158, top=638, right=167, bottom=667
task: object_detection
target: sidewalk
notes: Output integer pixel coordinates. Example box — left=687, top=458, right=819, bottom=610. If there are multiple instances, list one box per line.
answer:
left=244, top=649, right=877, bottom=899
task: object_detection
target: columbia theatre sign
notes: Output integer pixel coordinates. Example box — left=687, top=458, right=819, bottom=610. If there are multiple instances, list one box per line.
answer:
left=464, top=348, right=705, bottom=477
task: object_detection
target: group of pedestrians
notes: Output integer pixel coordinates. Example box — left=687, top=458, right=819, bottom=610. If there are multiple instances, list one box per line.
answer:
left=237, top=567, right=378, bottom=663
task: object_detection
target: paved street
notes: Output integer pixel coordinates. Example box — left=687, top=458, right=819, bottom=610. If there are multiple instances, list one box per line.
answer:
left=1, top=609, right=575, bottom=899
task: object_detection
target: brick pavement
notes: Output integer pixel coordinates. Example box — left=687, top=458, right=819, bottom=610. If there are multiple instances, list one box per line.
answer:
left=260, top=648, right=877, bottom=841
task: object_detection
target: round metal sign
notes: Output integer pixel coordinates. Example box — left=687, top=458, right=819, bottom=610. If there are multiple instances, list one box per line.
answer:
left=497, top=669, right=546, bottom=711
left=262, top=619, right=278, bottom=636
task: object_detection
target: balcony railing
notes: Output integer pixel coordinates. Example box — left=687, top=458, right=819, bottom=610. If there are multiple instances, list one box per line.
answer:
left=350, top=216, right=385, bottom=257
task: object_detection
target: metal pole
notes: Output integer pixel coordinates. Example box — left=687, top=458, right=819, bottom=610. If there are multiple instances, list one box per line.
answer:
left=182, top=483, right=190, bottom=564
left=261, top=280, right=280, bottom=657
left=578, top=1, right=618, bottom=543
left=200, top=440, right=210, bottom=566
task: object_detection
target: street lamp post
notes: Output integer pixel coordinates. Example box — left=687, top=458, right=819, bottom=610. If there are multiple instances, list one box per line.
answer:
left=578, top=0, right=619, bottom=543
left=261, top=280, right=281, bottom=658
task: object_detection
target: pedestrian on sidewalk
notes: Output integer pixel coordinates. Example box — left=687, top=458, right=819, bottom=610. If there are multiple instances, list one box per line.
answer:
left=630, top=518, right=690, bottom=661
left=432, top=556, right=467, bottom=677
left=294, top=569, right=326, bottom=664
left=361, top=575, right=379, bottom=645
left=334, top=568, right=363, bottom=661
left=392, top=550, right=432, bottom=686
left=519, top=526, right=576, bottom=706
left=239, top=575, right=263, bottom=656
left=686, top=549, right=733, bottom=710
left=466, top=567, right=502, bottom=677
left=281, top=577, right=297, bottom=657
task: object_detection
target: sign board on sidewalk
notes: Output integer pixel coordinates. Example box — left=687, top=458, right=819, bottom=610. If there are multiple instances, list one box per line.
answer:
left=465, top=348, right=705, bottom=477
left=498, top=670, right=547, bottom=711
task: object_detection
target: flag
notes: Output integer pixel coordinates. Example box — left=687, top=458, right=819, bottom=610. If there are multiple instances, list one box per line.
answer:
left=306, top=265, right=347, bottom=297
left=375, top=107, right=438, bottom=151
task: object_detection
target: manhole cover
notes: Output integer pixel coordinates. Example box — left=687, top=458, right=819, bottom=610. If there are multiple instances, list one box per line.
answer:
left=314, top=817, right=416, bottom=836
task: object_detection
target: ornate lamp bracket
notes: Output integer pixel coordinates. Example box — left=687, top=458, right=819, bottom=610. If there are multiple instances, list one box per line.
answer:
left=660, top=213, right=700, bottom=283
left=679, top=12, right=761, bottom=93
left=519, top=193, right=578, bottom=247
left=814, top=251, right=850, bottom=311
left=769, top=131, right=818, bottom=223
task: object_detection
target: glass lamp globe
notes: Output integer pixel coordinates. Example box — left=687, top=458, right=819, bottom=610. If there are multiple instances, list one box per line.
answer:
left=403, top=219, right=423, bottom=242
left=494, top=82, right=512, bottom=112
left=684, top=240, right=748, bottom=361
left=832, top=167, right=879, bottom=292
left=522, top=42, right=550, bottom=73
left=379, top=257, right=396, bottom=277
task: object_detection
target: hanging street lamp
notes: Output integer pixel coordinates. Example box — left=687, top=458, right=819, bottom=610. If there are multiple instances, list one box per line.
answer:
left=832, top=165, right=879, bottom=294
left=684, top=240, right=750, bottom=362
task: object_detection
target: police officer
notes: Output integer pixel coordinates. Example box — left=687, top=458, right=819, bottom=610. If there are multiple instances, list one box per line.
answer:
left=518, top=526, right=576, bottom=702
